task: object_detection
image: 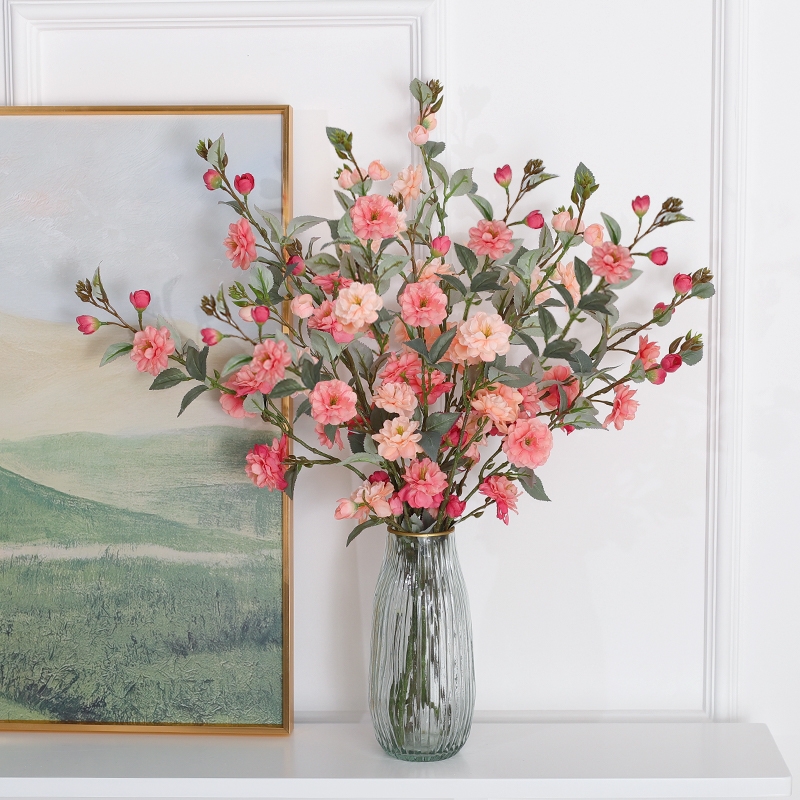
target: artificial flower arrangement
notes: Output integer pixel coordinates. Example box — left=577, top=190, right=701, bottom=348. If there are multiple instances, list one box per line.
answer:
left=74, top=79, right=714, bottom=544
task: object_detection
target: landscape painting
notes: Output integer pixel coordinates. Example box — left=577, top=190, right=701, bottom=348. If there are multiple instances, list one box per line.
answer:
left=0, top=107, right=292, bottom=732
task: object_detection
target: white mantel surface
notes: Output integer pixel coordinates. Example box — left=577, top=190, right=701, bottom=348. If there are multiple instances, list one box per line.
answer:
left=0, top=722, right=790, bottom=798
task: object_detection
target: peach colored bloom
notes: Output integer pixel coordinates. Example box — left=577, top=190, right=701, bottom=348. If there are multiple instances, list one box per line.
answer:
left=315, top=422, right=344, bottom=451
left=551, top=211, right=585, bottom=234
left=479, top=475, right=520, bottom=525
left=538, top=365, right=580, bottom=411
left=502, top=417, right=553, bottom=469
left=583, top=223, right=604, bottom=247
left=588, top=242, right=635, bottom=284
left=394, top=318, right=441, bottom=351
left=372, top=415, right=423, bottom=462
left=239, top=306, right=255, bottom=322
left=335, top=480, right=395, bottom=522
left=556, top=261, right=581, bottom=304
left=291, top=293, right=315, bottom=319
left=419, top=113, right=437, bottom=131
left=350, top=194, right=401, bottom=241
left=224, top=218, right=257, bottom=270
left=368, top=160, right=390, bottom=181
left=393, top=164, right=424, bottom=203
left=636, top=335, right=661, bottom=370
left=417, top=257, right=454, bottom=282
left=519, top=384, right=541, bottom=415
left=400, top=281, right=448, bottom=328
left=334, top=281, right=383, bottom=334
left=408, top=125, right=429, bottom=146
left=397, top=458, right=448, bottom=509
left=250, top=339, right=292, bottom=393
left=337, top=169, right=356, bottom=190
left=456, top=312, right=512, bottom=362
left=374, top=382, right=418, bottom=415
left=604, top=384, right=639, bottom=430
left=312, top=271, right=352, bottom=295
left=245, top=436, right=289, bottom=491
left=219, top=381, right=259, bottom=418
left=467, top=219, right=515, bottom=260
left=130, top=326, right=176, bottom=376
left=529, top=265, right=552, bottom=304
left=308, top=299, right=354, bottom=344
left=334, top=498, right=359, bottom=520
left=471, top=384, right=524, bottom=434
left=309, top=379, right=358, bottom=426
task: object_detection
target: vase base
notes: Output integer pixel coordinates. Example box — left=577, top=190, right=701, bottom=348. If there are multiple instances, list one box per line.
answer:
left=380, top=744, right=465, bottom=762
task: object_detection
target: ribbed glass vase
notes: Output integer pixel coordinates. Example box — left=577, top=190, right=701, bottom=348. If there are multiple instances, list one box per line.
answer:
left=369, top=528, right=475, bottom=761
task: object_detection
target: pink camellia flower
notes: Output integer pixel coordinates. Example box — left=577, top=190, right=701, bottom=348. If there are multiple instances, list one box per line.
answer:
left=552, top=211, right=585, bottom=234
left=408, top=125, right=429, bottom=146
left=309, top=379, right=358, bottom=426
left=372, top=415, right=424, bottom=462
left=219, top=384, right=258, bottom=419
left=308, top=299, right=354, bottom=344
left=239, top=306, right=255, bottom=322
left=250, top=339, right=292, bottom=393
left=201, top=328, right=223, bottom=346
left=430, top=235, right=451, bottom=257
left=471, top=384, right=523, bottom=434
left=288, top=255, right=305, bottom=275
left=583, top=223, right=604, bottom=247
left=337, top=169, right=356, bottom=190
left=632, top=195, right=650, bottom=217
left=636, top=335, right=661, bottom=370
left=367, top=160, right=390, bottom=181
left=502, top=417, right=553, bottom=469
left=556, top=261, right=581, bottom=304
left=350, top=194, right=401, bottom=242
left=245, top=435, right=289, bottom=491
left=129, top=290, right=151, bottom=311
left=525, top=210, right=545, bottom=229
left=315, top=422, right=344, bottom=451
left=673, top=273, right=693, bottom=294
left=312, top=271, right=352, bottom=295
left=467, top=219, right=515, bottom=260
left=604, top=384, right=639, bottom=431
left=374, top=381, right=418, bottom=415
left=203, top=169, right=222, bottom=190
left=417, top=257, right=454, bottom=283
left=494, top=164, right=512, bottom=188
left=647, top=367, right=667, bottom=385
left=334, top=281, right=384, bottom=335
left=519, top=384, right=541, bottom=415
left=538, top=364, right=580, bottom=411
left=379, top=350, right=423, bottom=386
left=130, top=325, right=176, bottom=376
left=661, top=353, right=683, bottom=373
left=445, top=494, right=467, bottom=519
left=456, top=312, right=513, bottom=362
left=291, top=294, right=315, bottom=319
left=393, top=164, right=424, bottom=203
left=224, top=218, right=257, bottom=270
left=252, top=306, right=270, bottom=324
left=76, top=315, right=101, bottom=335
left=648, top=247, right=669, bottom=266
left=361, top=480, right=394, bottom=518
left=400, top=281, right=448, bottom=328
left=587, top=242, right=635, bottom=284
left=398, top=458, right=448, bottom=509
left=479, top=475, right=520, bottom=525
left=369, top=470, right=391, bottom=484
left=234, top=173, right=255, bottom=195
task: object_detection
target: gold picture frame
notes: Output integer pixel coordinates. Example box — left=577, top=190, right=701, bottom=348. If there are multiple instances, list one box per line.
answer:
left=0, top=105, right=293, bottom=735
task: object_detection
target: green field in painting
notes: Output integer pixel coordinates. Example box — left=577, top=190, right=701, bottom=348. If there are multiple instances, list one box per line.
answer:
left=0, top=429, right=284, bottom=726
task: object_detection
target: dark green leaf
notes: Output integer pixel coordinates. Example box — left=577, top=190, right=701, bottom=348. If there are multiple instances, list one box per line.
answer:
left=300, top=358, right=323, bottom=390
left=185, top=346, right=208, bottom=382
left=470, top=271, right=503, bottom=294
left=440, top=274, right=468, bottom=296
left=283, top=464, right=301, bottom=500
left=370, top=406, right=393, bottom=432
left=294, top=397, right=312, bottom=421
left=600, top=212, right=622, bottom=245
left=682, top=347, right=704, bottom=366
left=496, top=371, right=537, bottom=388
left=429, top=327, right=458, bottom=364
left=403, top=338, right=430, bottom=362
left=519, top=469, right=551, bottom=501
left=348, top=431, right=366, bottom=453
left=578, top=292, right=613, bottom=314
left=409, top=78, right=433, bottom=106
left=149, top=368, right=191, bottom=390
left=427, top=411, right=460, bottom=433
left=574, top=257, right=593, bottom=292
left=454, top=243, right=479, bottom=277
left=422, top=140, right=445, bottom=159
left=221, top=353, right=252, bottom=378
left=551, top=282, right=575, bottom=310
left=269, top=378, right=306, bottom=399
left=177, top=384, right=209, bottom=417
left=691, top=282, right=715, bottom=299
left=538, top=307, right=558, bottom=341
left=513, top=329, right=540, bottom=357
left=324, top=424, right=339, bottom=444
left=419, top=430, right=443, bottom=460
left=542, top=340, right=576, bottom=360
left=468, top=194, right=493, bottom=221
left=99, top=341, right=133, bottom=367
left=346, top=517, right=383, bottom=547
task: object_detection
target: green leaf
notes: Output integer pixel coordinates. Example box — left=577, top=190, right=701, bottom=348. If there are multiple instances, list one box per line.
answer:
left=286, top=215, right=326, bottom=237
left=538, top=307, right=558, bottom=341
left=429, top=159, right=449, bottom=188
left=448, top=168, right=474, bottom=197
left=269, top=378, right=306, bottom=399
left=309, top=329, right=343, bottom=361
left=470, top=271, right=503, bottom=294
left=221, top=353, right=252, bottom=378
left=513, top=328, right=540, bottom=357
left=324, top=424, right=338, bottom=444
left=185, top=345, right=209, bottom=382
left=149, top=368, right=191, bottom=390
left=305, top=252, right=340, bottom=274
left=207, top=134, right=225, bottom=170
left=254, top=206, right=283, bottom=241
left=283, top=464, right=301, bottom=500
left=574, top=257, right=592, bottom=292
left=428, top=327, right=458, bottom=364
left=691, top=282, right=715, bottom=299
left=99, top=341, right=133, bottom=367
left=519, top=469, right=551, bottom=501
left=419, top=430, right=443, bottom=460
left=339, top=451, right=383, bottom=467
left=370, top=406, right=393, bottom=433
left=348, top=431, right=366, bottom=453
left=403, top=338, right=430, bottom=362
left=409, top=78, right=433, bottom=106
left=567, top=349, right=594, bottom=377
left=542, top=340, right=575, bottom=360
left=427, top=411, right=460, bottom=433
left=654, top=307, right=674, bottom=326
left=346, top=517, right=383, bottom=547
left=551, top=282, right=575, bottom=310
left=347, top=340, right=375, bottom=378
left=294, top=397, right=312, bottom=421
left=611, top=268, right=643, bottom=290
left=496, top=371, right=537, bottom=388
left=578, top=292, right=612, bottom=314
left=252, top=264, right=275, bottom=297
left=440, top=274, right=468, bottom=296
left=682, top=347, right=704, bottom=366
left=334, top=190, right=353, bottom=211
left=177, top=384, right=209, bottom=417
left=243, top=393, right=264, bottom=415
left=454, top=243, right=479, bottom=277
left=468, top=194, right=494, bottom=221
left=422, top=140, right=446, bottom=159
left=600, top=212, right=622, bottom=245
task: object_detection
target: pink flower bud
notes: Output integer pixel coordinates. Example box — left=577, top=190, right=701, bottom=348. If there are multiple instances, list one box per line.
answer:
left=234, top=172, right=255, bottom=195
left=646, top=367, right=667, bottom=385
left=389, top=495, right=404, bottom=516
left=408, top=125, right=429, bottom=146
left=252, top=306, right=270, bottom=324
left=290, top=294, right=315, bottom=319
left=632, top=195, right=650, bottom=217
left=129, top=290, right=151, bottom=312
left=445, top=495, right=467, bottom=519
left=334, top=499, right=359, bottom=520
left=203, top=169, right=223, bottom=190
left=238, top=305, right=254, bottom=322
left=563, top=425, right=576, bottom=435
left=288, top=255, right=305, bottom=275
left=431, top=235, right=451, bottom=257
left=337, top=169, right=356, bottom=190
left=201, top=328, right=223, bottom=346
left=583, top=223, right=604, bottom=247
left=648, top=247, right=668, bottom=266
left=661, top=354, right=683, bottom=373
left=367, top=160, right=390, bottom=181
left=76, top=315, right=101, bottom=335
left=368, top=470, right=391, bottom=484
left=419, top=113, right=437, bottom=131
left=673, top=273, right=693, bottom=294
left=525, top=210, right=545, bottom=229
left=653, top=302, right=669, bottom=315
left=494, top=165, right=512, bottom=188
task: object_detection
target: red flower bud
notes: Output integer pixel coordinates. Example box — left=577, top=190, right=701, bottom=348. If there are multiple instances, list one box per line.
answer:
left=233, top=173, right=255, bottom=195
left=632, top=195, right=650, bottom=217
left=430, top=235, right=451, bottom=257
left=445, top=495, right=467, bottom=518
left=288, top=255, right=305, bottom=275
left=494, top=164, right=512, bottom=188
left=368, top=470, right=391, bottom=484
left=201, top=328, right=223, bottom=346
left=673, top=273, right=693, bottom=294
left=653, top=301, right=668, bottom=315
left=203, top=169, right=223, bottom=190
left=252, top=306, right=270, bottom=324
left=525, top=210, right=544, bottom=229
left=76, top=315, right=101, bottom=335
left=129, top=289, right=151, bottom=312
left=661, top=354, right=683, bottom=373
left=646, top=367, right=667, bottom=385
left=563, top=424, right=576, bottom=435
left=648, top=247, right=669, bottom=266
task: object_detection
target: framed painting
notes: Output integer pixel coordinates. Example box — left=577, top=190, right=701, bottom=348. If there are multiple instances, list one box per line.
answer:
left=0, top=106, right=293, bottom=734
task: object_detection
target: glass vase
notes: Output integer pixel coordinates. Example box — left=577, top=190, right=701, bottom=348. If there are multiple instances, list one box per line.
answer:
left=369, top=528, right=475, bottom=761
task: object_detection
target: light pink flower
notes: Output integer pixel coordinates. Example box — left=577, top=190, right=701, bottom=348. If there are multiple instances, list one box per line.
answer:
left=239, top=306, right=255, bottom=322
left=219, top=381, right=259, bottom=418
left=337, top=169, right=356, bottom=190
left=527, top=265, right=551, bottom=304
left=350, top=194, right=401, bottom=242
left=312, top=271, right=352, bottom=295
left=636, top=335, right=660, bottom=370
left=551, top=211, right=585, bottom=234
left=408, top=125, right=429, bottom=146
left=393, top=165, right=424, bottom=203
left=604, top=384, right=639, bottom=430
left=368, top=160, right=390, bottom=181
left=519, top=384, right=541, bottom=415
left=539, top=365, right=580, bottom=411
left=417, top=257, right=454, bottom=283
left=372, top=415, right=423, bottom=462
left=587, top=242, right=635, bottom=284
left=335, top=480, right=395, bottom=522
left=291, top=294, right=315, bottom=319
left=583, top=223, right=604, bottom=247
left=467, top=219, right=515, bottom=260
left=456, top=312, right=512, bottom=362
left=334, top=498, right=359, bottom=520
left=224, top=218, right=257, bottom=270
left=379, top=351, right=423, bottom=386
left=245, top=435, right=289, bottom=491
left=201, top=328, right=223, bottom=346
left=230, top=364, right=268, bottom=396
left=374, top=382, right=418, bottom=415
left=394, top=318, right=441, bottom=350
left=419, top=113, right=437, bottom=131
left=334, top=281, right=384, bottom=334
left=479, top=475, right=520, bottom=525
left=397, top=458, right=448, bottom=509
left=502, top=417, right=553, bottom=469
left=308, top=299, right=354, bottom=344
left=556, top=261, right=581, bottom=304
left=309, top=379, right=358, bottom=426
left=250, top=339, right=292, bottom=394
left=471, top=384, right=523, bottom=434
left=130, top=326, right=176, bottom=376
left=400, top=281, right=448, bottom=328
left=315, top=422, right=344, bottom=450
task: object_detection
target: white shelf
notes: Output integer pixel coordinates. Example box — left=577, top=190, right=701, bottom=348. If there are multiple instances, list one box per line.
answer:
left=0, top=722, right=791, bottom=798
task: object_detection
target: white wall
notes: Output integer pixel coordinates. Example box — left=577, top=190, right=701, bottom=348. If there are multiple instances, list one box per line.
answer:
left=2, top=0, right=798, bottom=784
